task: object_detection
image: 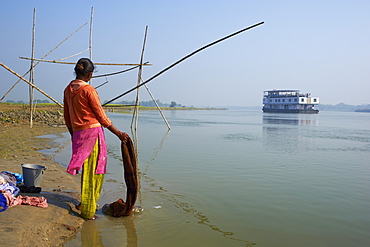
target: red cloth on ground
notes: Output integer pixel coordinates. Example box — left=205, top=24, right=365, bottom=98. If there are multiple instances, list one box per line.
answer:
left=0, top=190, right=48, bottom=208
left=12, top=195, right=48, bottom=208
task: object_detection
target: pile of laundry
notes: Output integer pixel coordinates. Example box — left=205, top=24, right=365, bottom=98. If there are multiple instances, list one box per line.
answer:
left=0, top=171, right=48, bottom=212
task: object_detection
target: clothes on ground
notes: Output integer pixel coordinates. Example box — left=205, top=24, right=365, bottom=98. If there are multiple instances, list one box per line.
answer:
left=12, top=195, right=48, bottom=208
left=0, top=183, right=20, bottom=196
left=1, top=171, right=23, bottom=184
left=0, top=193, right=8, bottom=212
left=0, top=171, right=47, bottom=212
left=0, top=171, right=18, bottom=185
left=0, top=189, right=48, bottom=212
left=18, top=185, right=42, bottom=193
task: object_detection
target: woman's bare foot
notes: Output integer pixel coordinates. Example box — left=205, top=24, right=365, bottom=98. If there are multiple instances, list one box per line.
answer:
left=84, top=215, right=98, bottom=220
left=76, top=203, right=99, bottom=211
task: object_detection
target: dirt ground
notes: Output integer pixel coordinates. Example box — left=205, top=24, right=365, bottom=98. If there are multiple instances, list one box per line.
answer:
left=0, top=103, right=86, bottom=246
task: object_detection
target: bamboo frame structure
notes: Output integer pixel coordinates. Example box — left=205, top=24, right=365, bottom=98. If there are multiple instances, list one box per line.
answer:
left=0, top=22, right=88, bottom=102
left=0, top=63, right=63, bottom=107
left=2, top=8, right=263, bottom=136
left=130, top=26, right=171, bottom=135
left=18, top=57, right=150, bottom=66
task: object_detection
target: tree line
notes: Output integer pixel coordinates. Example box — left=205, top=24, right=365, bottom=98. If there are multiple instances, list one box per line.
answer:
left=103, top=99, right=184, bottom=108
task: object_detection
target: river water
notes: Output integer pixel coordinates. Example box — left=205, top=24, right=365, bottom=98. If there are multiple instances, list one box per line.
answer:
left=57, top=109, right=370, bottom=247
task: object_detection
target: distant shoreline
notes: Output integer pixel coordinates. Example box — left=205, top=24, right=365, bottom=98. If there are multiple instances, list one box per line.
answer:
left=3, top=102, right=370, bottom=113
left=354, top=109, right=370, bottom=113
left=0, top=102, right=228, bottom=112
left=103, top=105, right=228, bottom=112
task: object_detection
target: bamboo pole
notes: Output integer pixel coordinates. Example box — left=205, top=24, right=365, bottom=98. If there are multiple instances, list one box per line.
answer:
left=54, top=48, right=89, bottom=62
left=131, top=26, right=148, bottom=133
left=94, top=79, right=109, bottom=89
left=131, top=26, right=170, bottom=130
left=0, top=63, right=63, bottom=107
left=92, top=61, right=150, bottom=79
left=89, top=7, right=94, bottom=85
left=102, top=21, right=264, bottom=106
left=18, top=57, right=150, bottom=66
left=29, top=8, right=36, bottom=128
left=144, top=83, right=171, bottom=130
left=0, top=22, right=88, bottom=102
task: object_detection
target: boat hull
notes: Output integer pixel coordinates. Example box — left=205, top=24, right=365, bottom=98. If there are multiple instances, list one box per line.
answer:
left=262, top=108, right=319, bottom=114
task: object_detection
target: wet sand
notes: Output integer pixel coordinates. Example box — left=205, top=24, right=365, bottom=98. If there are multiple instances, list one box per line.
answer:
left=0, top=104, right=85, bottom=246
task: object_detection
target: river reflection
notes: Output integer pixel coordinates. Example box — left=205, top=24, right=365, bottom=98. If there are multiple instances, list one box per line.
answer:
left=65, top=209, right=139, bottom=247
left=80, top=221, right=103, bottom=247
left=262, top=114, right=319, bottom=153
left=262, top=113, right=319, bottom=126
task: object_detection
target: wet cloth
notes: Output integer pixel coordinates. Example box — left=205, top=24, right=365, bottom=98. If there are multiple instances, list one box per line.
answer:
left=80, top=139, right=104, bottom=219
left=107, top=137, right=138, bottom=217
left=67, top=127, right=107, bottom=175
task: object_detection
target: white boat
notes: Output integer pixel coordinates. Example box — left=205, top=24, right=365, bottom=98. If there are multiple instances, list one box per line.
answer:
left=262, top=90, right=319, bottom=114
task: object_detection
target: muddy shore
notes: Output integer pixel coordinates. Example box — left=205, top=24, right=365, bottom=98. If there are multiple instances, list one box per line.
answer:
left=0, top=103, right=85, bottom=246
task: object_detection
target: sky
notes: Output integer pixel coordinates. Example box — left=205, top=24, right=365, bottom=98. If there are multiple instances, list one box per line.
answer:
left=1, top=0, right=369, bottom=107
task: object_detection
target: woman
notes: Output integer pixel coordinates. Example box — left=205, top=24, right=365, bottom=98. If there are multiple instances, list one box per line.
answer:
left=63, top=58, right=128, bottom=220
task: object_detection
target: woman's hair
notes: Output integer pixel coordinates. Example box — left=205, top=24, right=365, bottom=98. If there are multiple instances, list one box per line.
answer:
left=74, top=58, right=95, bottom=77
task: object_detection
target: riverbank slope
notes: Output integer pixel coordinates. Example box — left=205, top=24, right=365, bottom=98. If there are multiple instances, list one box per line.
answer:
left=0, top=103, right=84, bottom=246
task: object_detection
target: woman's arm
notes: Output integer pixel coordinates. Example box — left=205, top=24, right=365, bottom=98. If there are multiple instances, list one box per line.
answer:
left=107, top=124, right=129, bottom=144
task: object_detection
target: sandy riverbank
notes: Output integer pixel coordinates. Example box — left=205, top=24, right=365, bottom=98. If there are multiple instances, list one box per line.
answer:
left=0, top=103, right=85, bottom=246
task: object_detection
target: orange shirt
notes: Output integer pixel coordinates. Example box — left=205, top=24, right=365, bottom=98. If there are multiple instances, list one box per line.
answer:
left=63, top=80, right=112, bottom=132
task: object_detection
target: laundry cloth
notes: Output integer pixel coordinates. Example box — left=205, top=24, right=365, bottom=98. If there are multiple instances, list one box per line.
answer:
left=0, top=194, right=8, bottom=212
left=107, top=136, right=138, bottom=217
